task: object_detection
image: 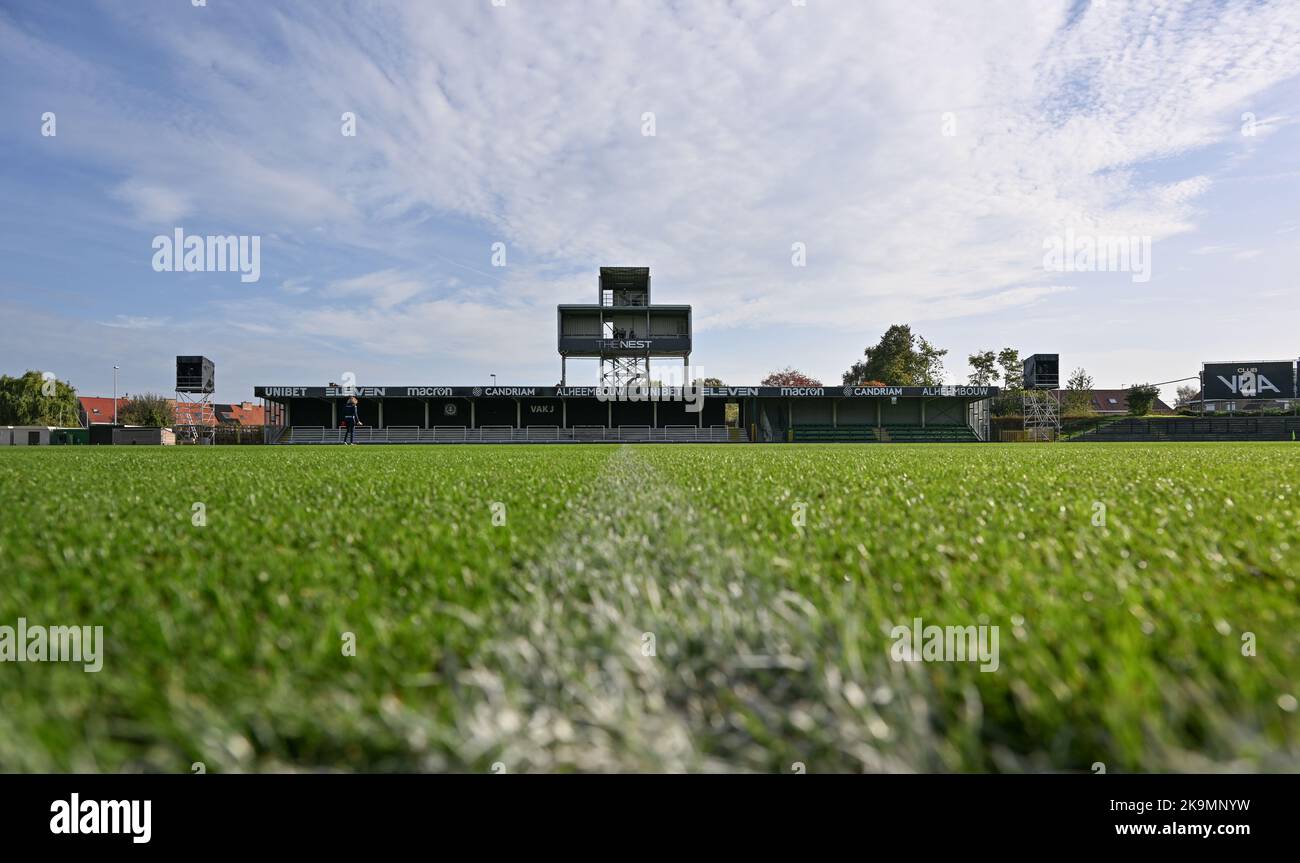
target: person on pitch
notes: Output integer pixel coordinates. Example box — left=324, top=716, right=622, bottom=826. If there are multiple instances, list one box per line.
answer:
left=342, top=395, right=362, bottom=445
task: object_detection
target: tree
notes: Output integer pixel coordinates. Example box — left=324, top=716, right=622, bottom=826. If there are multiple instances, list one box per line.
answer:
left=0, top=370, right=80, bottom=426
left=1064, top=367, right=1093, bottom=415
left=1175, top=384, right=1198, bottom=408
left=1126, top=383, right=1160, bottom=416
left=121, top=392, right=175, bottom=427
left=761, top=367, right=823, bottom=387
left=916, top=338, right=947, bottom=386
left=695, top=377, right=739, bottom=425
left=841, top=324, right=947, bottom=386
left=967, top=350, right=997, bottom=386
left=996, top=348, right=1022, bottom=391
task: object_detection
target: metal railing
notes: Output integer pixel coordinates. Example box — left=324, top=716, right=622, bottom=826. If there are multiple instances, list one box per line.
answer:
left=283, top=425, right=747, bottom=444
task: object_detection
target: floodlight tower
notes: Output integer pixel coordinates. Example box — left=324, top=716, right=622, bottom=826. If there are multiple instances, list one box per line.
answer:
left=557, top=267, right=692, bottom=386
left=1022, top=353, right=1061, bottom=441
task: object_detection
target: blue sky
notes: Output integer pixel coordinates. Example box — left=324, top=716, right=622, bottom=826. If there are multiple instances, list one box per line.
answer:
left=2, top=0, right=1298, bottom=404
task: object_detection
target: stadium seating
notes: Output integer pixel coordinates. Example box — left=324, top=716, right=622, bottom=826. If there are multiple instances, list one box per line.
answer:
left=1071, top=416, right=1300, bottom=442
left=885, top=424, right=980, bottom=443
left=790, top=424, right=878, bottom=442
left=790, top=424, right=979, bottom=443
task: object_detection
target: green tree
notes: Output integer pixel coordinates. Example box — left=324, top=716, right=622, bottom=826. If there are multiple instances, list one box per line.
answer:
left=761, top=367, right=823, bottom=387
left=1126, top=384, right=1160, bottom=416
left=986, top=348, right=1023, bottom=416
left=121, top=392, right=175, bottom=427
left=695, top=377, right=739, bottom=425
left=1064, top=367, right=1093, bottom=415
left=967, top=350, right=997, bottom=386
left=996, top=348, right=1022, bottom=391
left=0, top=370, right=80, bottom=426
left=842, top=324, right=947, bottom=386
left=917, top=338, right=947, bottom=385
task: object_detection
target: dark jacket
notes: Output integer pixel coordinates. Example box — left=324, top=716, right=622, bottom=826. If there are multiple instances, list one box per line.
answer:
left=342, top=402, right=360, bottom=422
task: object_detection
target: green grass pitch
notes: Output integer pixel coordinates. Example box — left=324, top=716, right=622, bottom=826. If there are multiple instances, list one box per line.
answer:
left=1, top=442, right=1297, bottom=772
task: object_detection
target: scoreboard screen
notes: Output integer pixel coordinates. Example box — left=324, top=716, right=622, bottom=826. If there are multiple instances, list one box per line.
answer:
left=1202, top=361, right=1295, bottom=400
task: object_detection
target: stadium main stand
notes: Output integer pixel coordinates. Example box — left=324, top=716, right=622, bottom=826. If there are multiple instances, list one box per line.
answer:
left=255, top=383, right=998, bottom=444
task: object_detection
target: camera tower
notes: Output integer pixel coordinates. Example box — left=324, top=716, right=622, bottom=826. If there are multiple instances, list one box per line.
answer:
left=557, top=267, right=692, bottom=387
left=1022, top=353, right=1061, bottom=441
left=175, top=355, right=216, bottom=444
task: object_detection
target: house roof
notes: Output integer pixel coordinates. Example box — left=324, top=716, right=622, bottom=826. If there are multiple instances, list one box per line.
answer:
left=217, top=402, right=265, bottom=426
left=172, top=400, right=265, bottom=426
left=1052, top=389, right=1174, bottom=414
left=171, top=401, right=213, bottom=426
left=78, top=396, right=264, bottom=427
left=78, top=396, right=130, bottom=424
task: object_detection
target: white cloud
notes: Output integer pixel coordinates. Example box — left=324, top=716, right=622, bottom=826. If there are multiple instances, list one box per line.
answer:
left=176, top=0, right=1292, bottom=333
left=98, top=315, right=169, bottom=330
left=217, top=289, right=552, bottom=369
left=324, top=270, right=428, bottom=309
left=110, top=182, right=190, bottom=224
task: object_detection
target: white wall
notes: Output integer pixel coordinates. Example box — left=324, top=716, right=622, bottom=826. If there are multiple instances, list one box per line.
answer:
left=9, top=426, right=52, bottom=445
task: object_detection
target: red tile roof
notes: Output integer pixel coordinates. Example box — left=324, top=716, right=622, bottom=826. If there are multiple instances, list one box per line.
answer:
left=78, top=396, right=130, bottom=425
left=221, top=402, right=265, bottom=426
left=171, top=400, right=265, bottom=426
left=171, top=401, right=215, bottom=426
left=1051, top=389, right=1174, bottom=414
left=80, top=397, right=264, bottom=427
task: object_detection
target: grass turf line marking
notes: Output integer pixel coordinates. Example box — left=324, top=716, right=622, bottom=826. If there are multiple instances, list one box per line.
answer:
left=454, top=445, right=936, bottom=773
